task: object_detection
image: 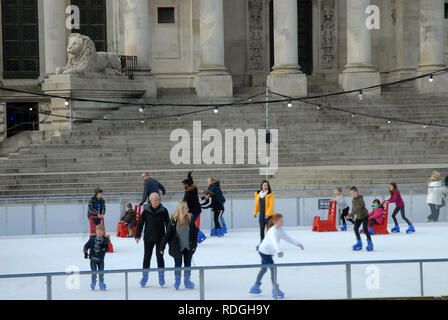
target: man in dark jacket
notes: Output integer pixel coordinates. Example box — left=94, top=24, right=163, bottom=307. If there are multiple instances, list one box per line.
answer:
left=140, top=172, right=166, bottom=206
left=87, top=188, right=106, bottom=228
left=135, top=192, right=170, bottom=288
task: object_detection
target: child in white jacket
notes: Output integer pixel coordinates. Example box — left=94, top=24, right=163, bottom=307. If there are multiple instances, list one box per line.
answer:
left=249, top=213, right=304, bottom=299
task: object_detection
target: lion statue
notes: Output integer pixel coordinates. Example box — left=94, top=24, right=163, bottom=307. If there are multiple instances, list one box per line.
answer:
left=56, top=33, right=122, bottom=76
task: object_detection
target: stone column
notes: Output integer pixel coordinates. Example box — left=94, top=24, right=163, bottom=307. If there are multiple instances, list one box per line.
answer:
left=195, top=0, right=233, bottom=98
left=415, top=0, right=448, bottom=93
left=43, top=0, right=67, bottom=76
left=267, top=0, right=307, bottom=97
left=390, top=0, right=419, bottom=82
left=122, top=0, right=157, bottom=98
left=339, top=0, right=380, bottom=95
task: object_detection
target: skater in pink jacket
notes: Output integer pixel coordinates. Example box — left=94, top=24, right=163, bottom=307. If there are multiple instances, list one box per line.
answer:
left=369, top=199, right=384, bottom=225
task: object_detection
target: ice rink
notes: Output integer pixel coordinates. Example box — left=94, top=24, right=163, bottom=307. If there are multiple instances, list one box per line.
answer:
left=1, top=223, right=448, bottom=300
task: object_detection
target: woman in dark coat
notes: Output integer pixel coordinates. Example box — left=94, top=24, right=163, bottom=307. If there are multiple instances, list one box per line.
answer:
left=182, top=170, right=206, bottom=243
left=160, top=202, right=198, bottom=290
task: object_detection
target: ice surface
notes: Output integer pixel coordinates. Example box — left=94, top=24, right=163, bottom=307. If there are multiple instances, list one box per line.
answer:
left=0, top=223, right=448, bottom=300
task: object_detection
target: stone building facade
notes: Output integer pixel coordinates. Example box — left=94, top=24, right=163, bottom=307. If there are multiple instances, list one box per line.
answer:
left=1, top=0, right=448, bottom=144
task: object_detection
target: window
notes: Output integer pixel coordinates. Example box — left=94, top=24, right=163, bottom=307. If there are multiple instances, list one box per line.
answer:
left=2, top=0, right=39, bottom=79
left=158, top=7, right=175, bottom=24
left=71, top=0, right=107, bottom=52
left=6, top=102, right=39, bottom=138
left=445, top=3, right=448, bottom=19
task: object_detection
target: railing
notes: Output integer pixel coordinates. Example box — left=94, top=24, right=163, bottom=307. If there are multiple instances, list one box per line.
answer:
left=119, top=55, right=137, bottom=80
left=1, top=258, right=447, bottom=300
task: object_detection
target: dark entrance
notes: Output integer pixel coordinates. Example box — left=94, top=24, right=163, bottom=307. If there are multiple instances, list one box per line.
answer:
left=6, top=102, right=39, bottom=138
left=269, top=0, right=313, bottom=75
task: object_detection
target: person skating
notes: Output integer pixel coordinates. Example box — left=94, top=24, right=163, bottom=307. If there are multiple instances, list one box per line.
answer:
left=387, top=183, right=415, bottom=233
left=368, top=199, right=385, bottom=235
left=160, top=202, right=198, bottom=290
left=425, top=171, right=445, bottom=222
left=200, top=191, right=225, bottom=237
left=87, top=188, right=106, bottom=230
left=120, top=203, right=137, bottom=237
left=139, top=172, right=166, bottom=207
left=249, top=213, right=304, bottom=299
left=182, top=170, right=206, bottom=243
left=83, top=224, right=110, bottom=291
left=333, top=187, right=352, bottom=231
left=207, top=177, right=227, bottom=233
left=253, top=181, right=275, bottom=242
left=347, top=187, right=373, bottom=251
left=135, top=193, right=170, bottom=288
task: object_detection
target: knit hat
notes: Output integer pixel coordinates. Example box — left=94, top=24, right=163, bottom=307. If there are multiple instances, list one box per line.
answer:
left=94, top=188, right=103, bottom=195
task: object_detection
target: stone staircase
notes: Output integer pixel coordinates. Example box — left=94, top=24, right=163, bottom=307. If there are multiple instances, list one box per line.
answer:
left=1, top=87, right=448, bottom=198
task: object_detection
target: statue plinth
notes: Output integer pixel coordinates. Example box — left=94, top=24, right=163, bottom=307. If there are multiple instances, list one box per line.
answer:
left=42, top=74, right=148, bottom=125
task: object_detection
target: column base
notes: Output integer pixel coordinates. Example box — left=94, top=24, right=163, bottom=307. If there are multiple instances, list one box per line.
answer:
left=415, top=68, right=448, bottom=94
left=134, top=69, right=158, bottom=99
left=339, top=70, right=381, bottom=95
left=267, top=70, right=307, bottom=97
left=195, top=71, right=233, bottom=98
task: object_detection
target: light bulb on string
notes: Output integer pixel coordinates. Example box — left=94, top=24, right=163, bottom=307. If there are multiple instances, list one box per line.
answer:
left=351, top=113, right=355, bottom=118
left=316, top=105, right=321, bottom=110
left=387, top=120, right=391, bottom=124
left=177, top=115, right=181, bottom=120
left=141, top=120, right=145, bottom=124
left=64, top=99, right=70, bottom=106
left=359, top=90, right=364, bottom=101
left=428, top=74, right=434, bottom=83
left=214, top=107, right=219, bottom=114
left=138, top=106, right=145, bottom=113
left=287, top=101, right=292, bottom=108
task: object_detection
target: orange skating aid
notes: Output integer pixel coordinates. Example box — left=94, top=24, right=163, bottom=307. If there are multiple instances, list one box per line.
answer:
left=117, top=205, right=142, bottom=238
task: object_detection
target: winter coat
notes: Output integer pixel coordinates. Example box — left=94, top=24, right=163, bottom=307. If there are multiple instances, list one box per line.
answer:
left=183, top=173, right=202, bottom=216
left=208, top=181, right=226, bottom=204
left=83, top=235, right=109, bottom=262
left=349, top=195, right=369, bottom=220
left=368, top=207, right=385, bottom=224
left=160, top=218, right=198, bottom=259
left=427, top=180, right=444, bottom=205
left=140, top=178, right=166, bottom=205
left=200, top=194, right=224, bottom=213
left=253, top=190, right=275, bottom=218
left=87, top=196, right=106, bottom=219
left=135, top=204, right=170, bottom=242
left=387, top=190, right=404, bottom=208
left=121, top=209, right=137, bottom=226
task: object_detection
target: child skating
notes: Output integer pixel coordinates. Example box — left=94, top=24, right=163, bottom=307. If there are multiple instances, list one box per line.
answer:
left=333, top=187, right=352, bottom=231
left=83, top=224, right=110, bottom=291
left=249, top=213, right=304, bottom=299
left=368, top=199, right=385, bottom=235
left=387, top=183, right=415, bottom=233
left=347, top=187, right=373, bottom=251
left=200, top=191, right=225, bottom=237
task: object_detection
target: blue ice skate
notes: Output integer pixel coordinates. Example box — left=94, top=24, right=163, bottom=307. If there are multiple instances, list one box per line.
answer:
left=99, top=281, right=107, bottom=291
left=140, top=272, right=149, bottom=288
left=184, top=276, right=195, bottom=289
left=391, top=224, right=400, bottom=233
left=197, top=230, right=207, bottom=244
left=90, top=280, right=97, bottom=291
left=272, top=285, right=285, bottom=299
left=249, top=284, right=262, bottom=294
left=406, top=224, right=415, bottom=234
left=174, top=274, right=181, bottom=290
left=341, top=223, right=347, bottom=231
left=366, top=240, right=374, bottom=252
left=158, top=272, right=165, bottom=287
left=352, top=240, right=362, bottom=251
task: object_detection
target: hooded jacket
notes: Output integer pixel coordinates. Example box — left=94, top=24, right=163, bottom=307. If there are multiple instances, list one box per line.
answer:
left=121, top=209, right=137, bottom=226
left=160, top=217, right=198, bottom=259
left=349, top=195, right=369, bottom=220
left=253, top=190, right=275, bottom=218
left=135, top=204, right=170, bottom=242
left=208, top=180, right=226, bottom=204
left=83, top=235, right=109, bottom=262
left=87, top=195, right=106, bottom=219
left=368, top=206, right=385, bottom=224
left=183, top=172, right=202, bottom=215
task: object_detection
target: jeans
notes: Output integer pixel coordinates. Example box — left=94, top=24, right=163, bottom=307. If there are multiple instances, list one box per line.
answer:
left=174, top=249, right=193, bottom=278
left=392, top=206, right=411, bottom=225
left=354, top=217, right=371, bottom=241
left=427, top=203, right=440, bottom=222
left=259, top=216, right=272, bottom=241
left=90, top=260, right=104, bottom=282
left=143, top=241, right=165, bottom=271
left=255, top=252, right=275, bottom=286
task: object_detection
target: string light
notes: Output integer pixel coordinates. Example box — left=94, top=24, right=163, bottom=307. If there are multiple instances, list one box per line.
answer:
left=64, top=99, right=70, bottom=106
left=387, top=120, right=392, bottom=124
left=138, top=106, right=145, bottom=113
left=358, top=90, right=364, bottom=101
left=214, top=107, right=219, bottom=114
left=177, top=115, right=181, bottom=120
left=429, top=74, right=434, bottom=83
left=287, top=101, right=292, bottom=108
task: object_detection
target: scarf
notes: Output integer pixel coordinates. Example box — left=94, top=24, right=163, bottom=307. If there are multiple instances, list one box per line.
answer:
left=259, top=190, right=269, bottom=199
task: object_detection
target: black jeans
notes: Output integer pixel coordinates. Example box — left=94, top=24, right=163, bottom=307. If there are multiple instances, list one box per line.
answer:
left=392, top=206, right=411, bottom=225
left=143, top=241, right=165, bottom=271
left=427, top=204, right=440, bottom=222
left=255, top=252, right=275, bottom=286
left=174, top=249, right=193, bottom=278
left=341, top=207, right=353, bottom=224
left=354, top=217, right=371, bottom=241
left=259, top=216, right=272, bottom=241
left=90, top=260, right=104, bottom=282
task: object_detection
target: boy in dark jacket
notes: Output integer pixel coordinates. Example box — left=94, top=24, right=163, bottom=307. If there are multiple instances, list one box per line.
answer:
left=347, top=186, right=373, bottom=252
left=121, top=203, right=137, bottom=237
left=87, top=188, right=106, bottom=228
left=135, top=193, right=170, bottom=288
left=182, top=170, right=206, bottom=243
left=83, top=224, right=109, bottom=291
left=200, top=191, right=225, bottom=237
left=207, top=177, right=227, bottom=233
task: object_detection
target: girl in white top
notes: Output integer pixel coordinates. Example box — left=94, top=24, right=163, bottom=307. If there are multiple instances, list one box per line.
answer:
left=425, top=171, right=445, bottom=222
left=334, top=187, right=352, bottom=231
left=249, top=213, right=304, bottom=299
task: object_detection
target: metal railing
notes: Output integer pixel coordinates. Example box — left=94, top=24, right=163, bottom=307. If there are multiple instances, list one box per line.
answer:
left=1, top=258, right=447, bottom=300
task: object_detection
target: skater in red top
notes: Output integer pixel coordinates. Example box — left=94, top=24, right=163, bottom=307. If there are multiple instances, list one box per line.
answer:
left=387, top=183, right=415, bottom=234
